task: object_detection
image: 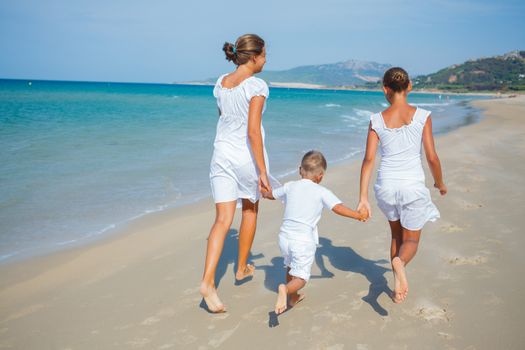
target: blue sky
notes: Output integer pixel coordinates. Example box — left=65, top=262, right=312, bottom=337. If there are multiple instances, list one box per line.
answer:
left=0, top=0, right=523, bottom=83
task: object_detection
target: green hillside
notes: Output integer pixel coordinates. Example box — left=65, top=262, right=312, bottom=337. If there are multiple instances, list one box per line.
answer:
left=413, top=51, right=525, bottom=92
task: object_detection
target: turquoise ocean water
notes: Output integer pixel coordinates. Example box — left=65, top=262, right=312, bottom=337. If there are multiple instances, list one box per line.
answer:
left=0, top=79, right=484, bottom=262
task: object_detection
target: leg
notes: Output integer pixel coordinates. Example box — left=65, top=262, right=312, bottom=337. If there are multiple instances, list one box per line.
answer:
left=286, top=268, right=306, bottom=307
left=236, top=199, right=259, bottom=281
left=392, top=227, right=422, bottom=303
left=399, top=228, right=421, bottom=266
left=200, top=201, right=236, bottom=312
left=275, top=274, right=307, bottom=315
left=388, top=220, right=402, bottom=261
left=388, top=220, right=404, bottom=303
left=275, top=240, right=315, bottom=315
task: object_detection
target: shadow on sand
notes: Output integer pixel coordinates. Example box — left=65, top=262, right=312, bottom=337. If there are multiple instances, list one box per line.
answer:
left=199, top=229, right=264, bottom=313
left=214, top=229, right=264, bottom=288
left=314, top=237, right=391, bottom=316
left=257, top=236, right=392, bottom=320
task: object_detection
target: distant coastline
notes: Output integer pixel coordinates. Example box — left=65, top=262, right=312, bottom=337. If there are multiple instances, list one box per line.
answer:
left=181, top=49, right=524, bottom=94
left=175, top=81, right=509, bottom=96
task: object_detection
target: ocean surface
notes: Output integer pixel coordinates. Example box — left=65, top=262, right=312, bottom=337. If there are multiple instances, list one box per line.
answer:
left=0, top=79, right=485, bottom=262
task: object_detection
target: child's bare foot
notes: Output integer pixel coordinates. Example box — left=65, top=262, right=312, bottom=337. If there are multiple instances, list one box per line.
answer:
left=391, top=257, right=408, bottom=303
left=275, top=284, right=288, bottom=315
left=235, top=264, right=255, bottom=281
left=200, top=282, right=226, bottom=313
left=289, top=293, right=305, bottom=308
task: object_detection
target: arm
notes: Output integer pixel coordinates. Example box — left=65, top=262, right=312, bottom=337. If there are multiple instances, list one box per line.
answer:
left=332, top=204, right=368, bottom=221
left=357, top=123, right=379, bottom=217
left=422, top=116, right=447, bottom=195
left=262, top=184, right=286, bottom=201
left=247, top=96, right=271, bottom=192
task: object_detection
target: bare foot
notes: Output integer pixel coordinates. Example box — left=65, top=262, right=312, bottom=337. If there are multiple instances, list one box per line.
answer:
left=289, top=293, right=305, bottom=308
left=235, top=264, right=255, bottom=281
left=391, top=257, right=408, bottom=303
left=200, top=282, right=226, bottom=313
left=275, top=284, right=288, bottom=315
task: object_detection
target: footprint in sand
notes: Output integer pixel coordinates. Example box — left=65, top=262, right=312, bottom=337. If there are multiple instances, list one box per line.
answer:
left=456, top=186, right=472, bottom=193
left=437, top=332, right=455, bottom=340
left=461, top=200, right=483, bottom=209
left=173, top=332, right=198, bottom=346
left=242, top=305, right=268, bottom=323
left=483, top=293, right=503, bottom=306
left=126, top=337, right=151, bottom=348
left=141, top=307, right=176, bottom=326
left=410, top=305, right=451, bottom=323
left=182, top=287, right=199, bottom=295
left=349, top=299, right=364, bottom=311
left=141, top=316, right=161, bottom=326
left=447, top=256, right=487, bottom=266
left=208, top=323, right=240, bottom=348
left=441, top=224, right=464, bottom=233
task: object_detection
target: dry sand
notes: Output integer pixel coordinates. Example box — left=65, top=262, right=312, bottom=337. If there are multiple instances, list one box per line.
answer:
left=1, top=96, right=524, bottom=349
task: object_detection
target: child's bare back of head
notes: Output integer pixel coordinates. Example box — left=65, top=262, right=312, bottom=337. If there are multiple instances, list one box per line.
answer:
left=300, top=150, right=327, bottom=182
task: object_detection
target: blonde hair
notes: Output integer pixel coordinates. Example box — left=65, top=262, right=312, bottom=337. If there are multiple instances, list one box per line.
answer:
left=300, top=150, right=327, bottom=177
left=223, top=34, right=265, bottom=66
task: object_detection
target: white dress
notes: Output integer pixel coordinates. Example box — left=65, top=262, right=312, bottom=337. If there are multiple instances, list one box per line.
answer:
left=370, top=107, right=440, bottom=230
left=210, top=74, right=275, bottom=204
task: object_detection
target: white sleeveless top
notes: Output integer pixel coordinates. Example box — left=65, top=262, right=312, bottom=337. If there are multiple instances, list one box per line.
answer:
left=370, top=107, right=431, bottom=182
left=209, top=74, right=272, bottom=204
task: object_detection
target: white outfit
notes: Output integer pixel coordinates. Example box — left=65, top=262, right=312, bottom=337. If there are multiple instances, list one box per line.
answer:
left=210, top=74, right=274, bottom=204
left=273, top=179, right=342, bottom=280
left=370, top=107, right=440, bottom=230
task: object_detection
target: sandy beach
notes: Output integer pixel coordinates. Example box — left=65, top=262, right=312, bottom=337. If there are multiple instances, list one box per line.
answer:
left=1, top=96, right=524, bottom=349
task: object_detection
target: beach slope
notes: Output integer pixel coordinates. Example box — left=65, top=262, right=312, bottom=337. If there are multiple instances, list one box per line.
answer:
left=0, top=96, right=524, bottom=349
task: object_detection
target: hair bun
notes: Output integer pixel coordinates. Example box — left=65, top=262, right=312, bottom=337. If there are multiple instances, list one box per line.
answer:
left=383, top=67, right=410, bottom=92
left=223, top=42, right=237, bottom=64
left=221, top=34, right=265, bottom=66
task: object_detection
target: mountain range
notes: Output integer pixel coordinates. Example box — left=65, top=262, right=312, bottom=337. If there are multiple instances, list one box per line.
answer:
left=257, top=59, right=391, bottom=87
left=193, top=50, right=524, bottom=91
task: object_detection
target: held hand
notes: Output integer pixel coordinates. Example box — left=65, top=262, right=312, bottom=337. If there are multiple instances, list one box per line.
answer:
left=434, top=183, right=447, bottom=196
left=357, top=200, right=372, bottom=221
left=357, top=207, right=369, bottom=222
left=258, top=173, right=272, bottom=196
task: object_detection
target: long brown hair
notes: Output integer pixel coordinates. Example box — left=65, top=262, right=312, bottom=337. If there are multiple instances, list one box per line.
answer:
left=223, top=34, right=265, bottom=66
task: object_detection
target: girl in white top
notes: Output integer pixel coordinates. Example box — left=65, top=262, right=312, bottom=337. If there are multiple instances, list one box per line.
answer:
left=358, top=67, right=447, bottom=304
left=200, top=34, right=275, bottom=313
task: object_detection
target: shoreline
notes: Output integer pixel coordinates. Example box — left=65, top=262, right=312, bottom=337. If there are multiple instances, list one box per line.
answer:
left=1, top=96, right=524, bottom=349
left=0, top=98, right=484, bottom=266
left=3, top=77, right=521, bottom=96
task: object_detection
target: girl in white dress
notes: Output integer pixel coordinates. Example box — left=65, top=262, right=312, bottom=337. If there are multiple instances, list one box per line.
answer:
left=200, top=34, right=275, bottom=313
left=357, top=67, right=447, bottom=303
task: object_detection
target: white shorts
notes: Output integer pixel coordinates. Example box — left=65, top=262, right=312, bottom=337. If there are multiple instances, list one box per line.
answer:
left=279, top=235, right=317, bottom=281
left=374, top=179, right=440, bottom=231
